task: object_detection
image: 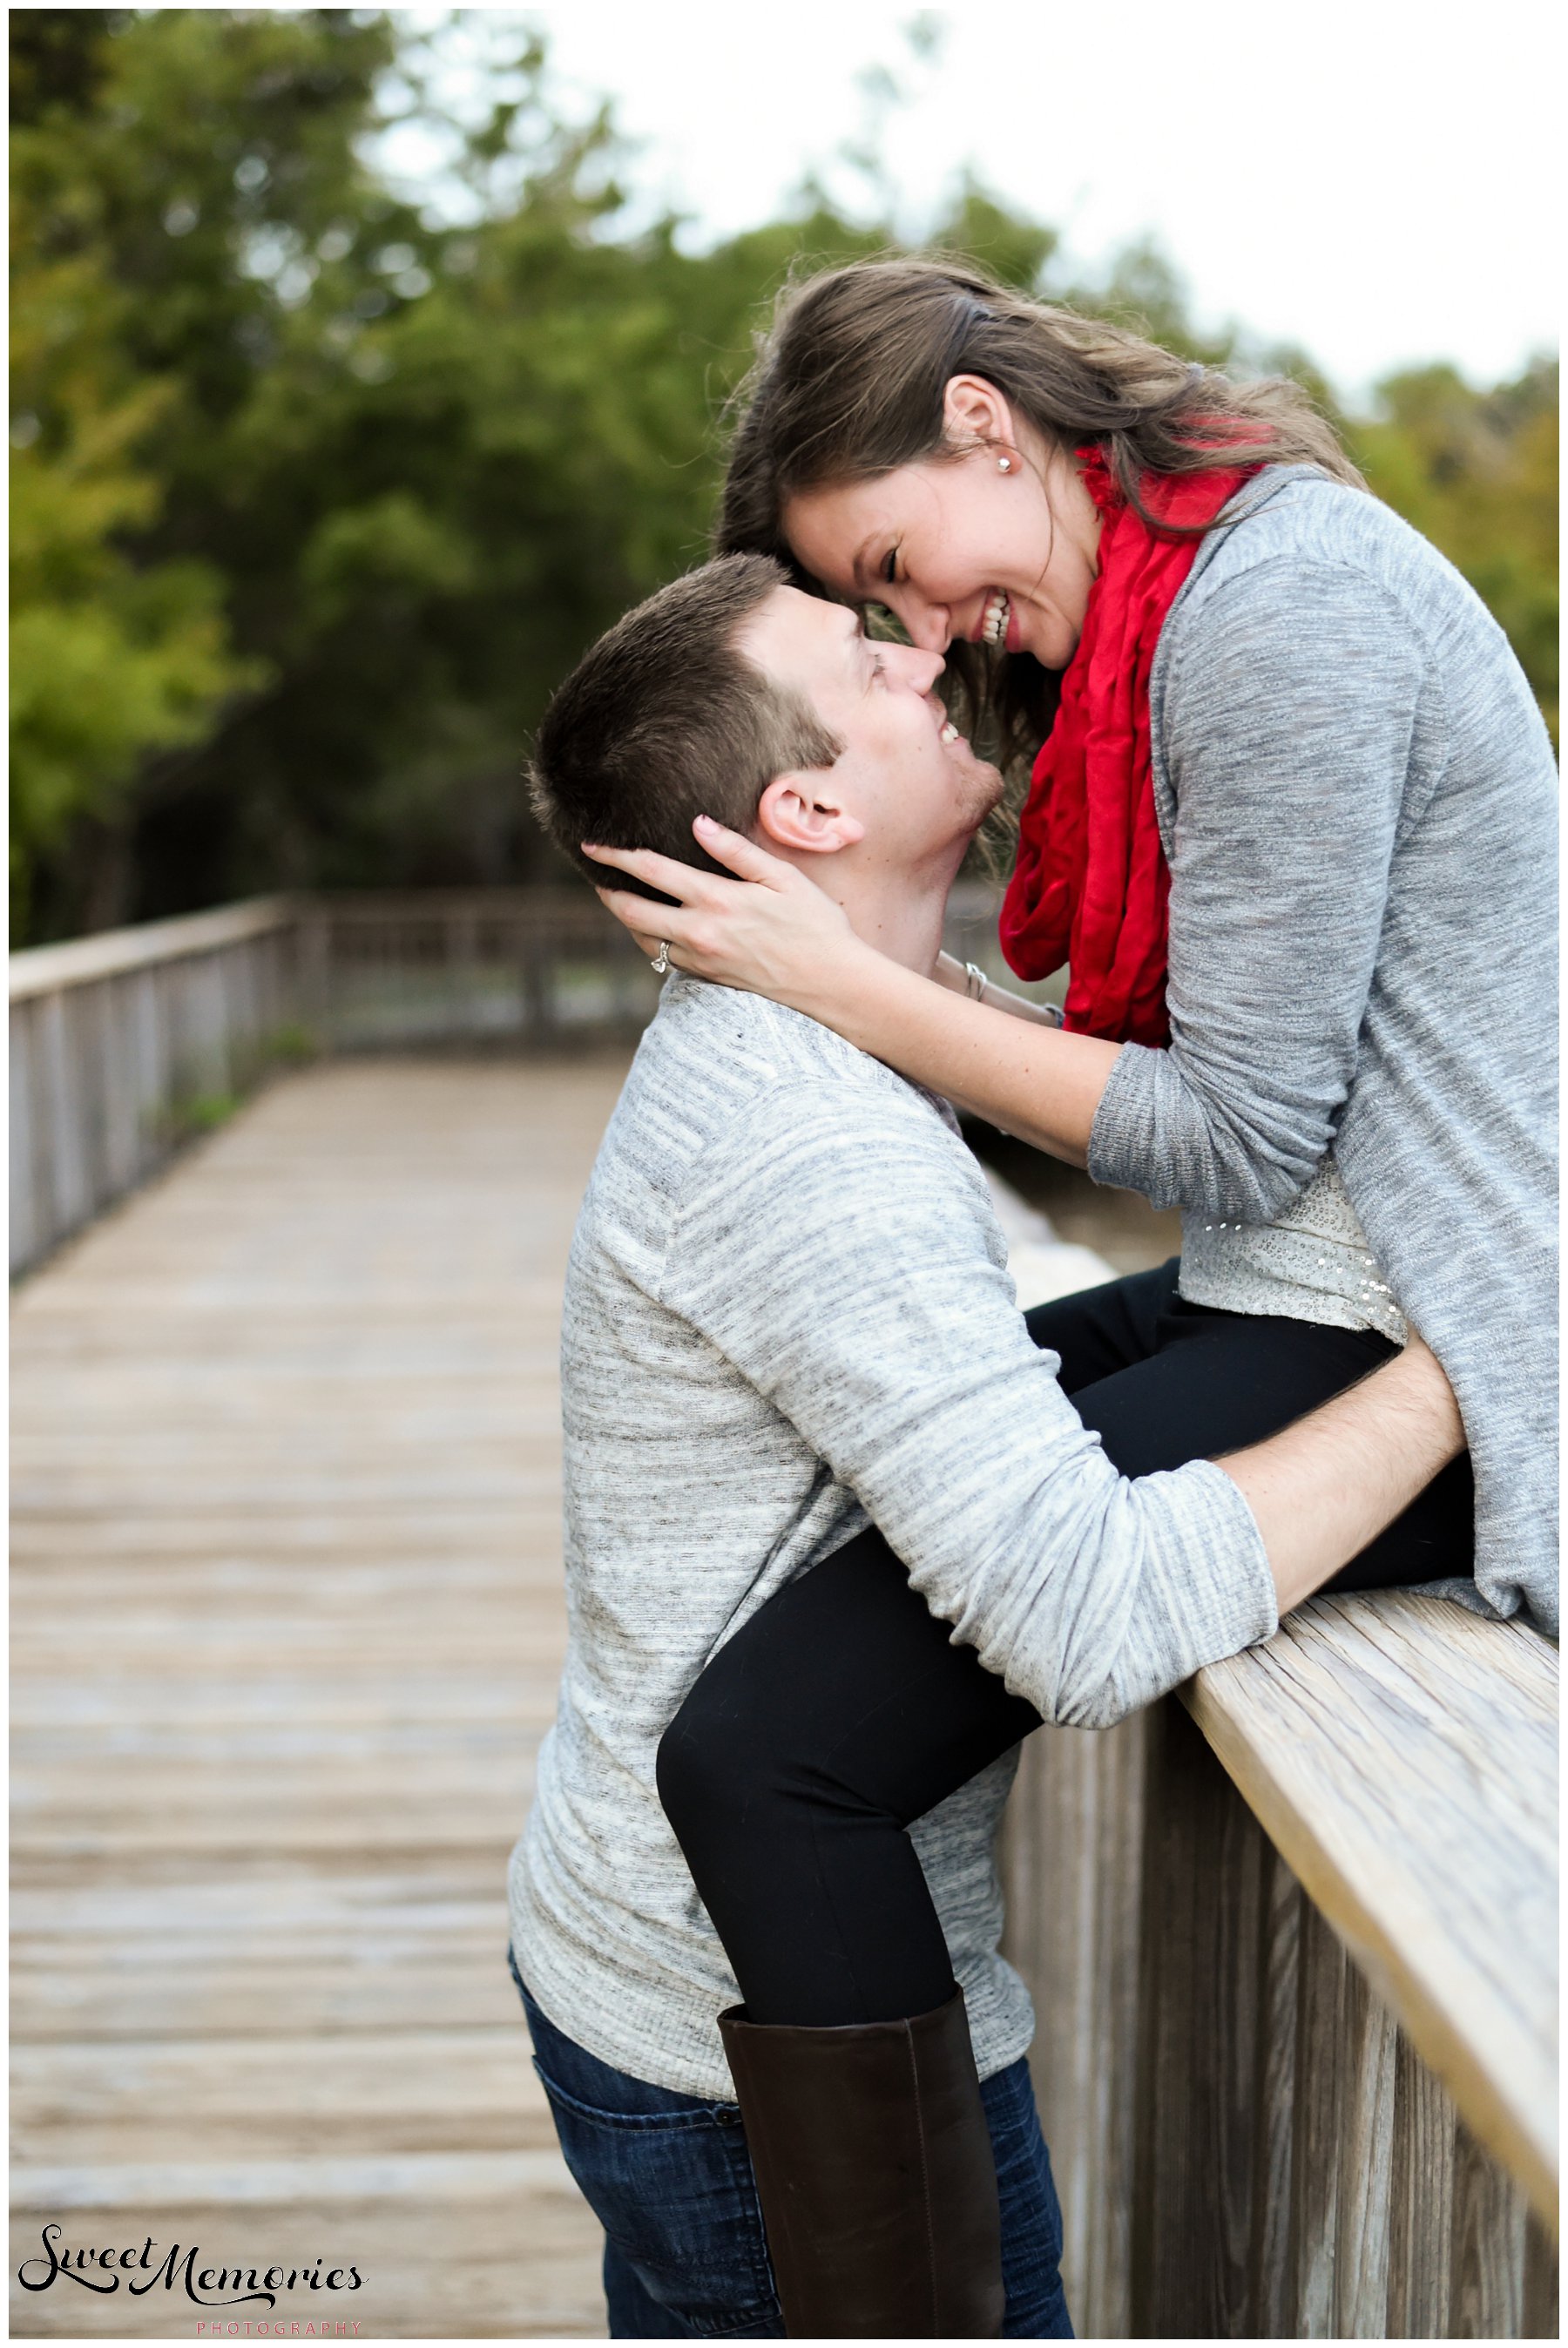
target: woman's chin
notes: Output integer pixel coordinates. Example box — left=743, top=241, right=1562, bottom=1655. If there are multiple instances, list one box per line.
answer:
left=1017, top=617, right=1078, bottom=672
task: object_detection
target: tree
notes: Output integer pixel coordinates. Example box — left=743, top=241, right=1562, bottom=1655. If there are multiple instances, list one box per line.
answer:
left=10, top=11, right=266, bottom=933
left=10, top=7, right=416, bottom=935
left=1349, top=358, right=1558, bottom=739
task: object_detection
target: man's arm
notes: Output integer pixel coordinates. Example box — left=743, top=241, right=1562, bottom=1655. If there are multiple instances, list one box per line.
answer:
left=664, top=1084, right=1463, bottom=1729
left=1219, top=1332, right=1463, bottom=1617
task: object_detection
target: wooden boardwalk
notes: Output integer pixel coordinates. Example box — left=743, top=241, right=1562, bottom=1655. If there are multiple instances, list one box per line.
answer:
left=11, top=1057, right=635, bottom=2338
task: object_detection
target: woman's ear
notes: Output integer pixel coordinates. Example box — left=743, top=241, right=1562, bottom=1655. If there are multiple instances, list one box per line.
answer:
left=756, top=775, right=867, bottom=856
left=942, top=374, right=1017, bottom=457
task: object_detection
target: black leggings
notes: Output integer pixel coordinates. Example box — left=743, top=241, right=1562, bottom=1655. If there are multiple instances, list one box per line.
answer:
left=657, top=1261, right=1474, bottom=2028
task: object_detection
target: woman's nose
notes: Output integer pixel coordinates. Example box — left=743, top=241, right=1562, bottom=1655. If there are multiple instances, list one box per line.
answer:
left=883, top=585, right=949, bottom=653
left=903, top=605, right=950, bottom=654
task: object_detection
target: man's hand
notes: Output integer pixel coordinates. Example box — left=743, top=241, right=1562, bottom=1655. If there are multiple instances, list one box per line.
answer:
left=1217, top=1333, right=1465, bottom=1617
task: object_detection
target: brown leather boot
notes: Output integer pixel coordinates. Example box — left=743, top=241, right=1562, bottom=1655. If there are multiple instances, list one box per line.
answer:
left=718, top=1986, right=1005, bottom=2338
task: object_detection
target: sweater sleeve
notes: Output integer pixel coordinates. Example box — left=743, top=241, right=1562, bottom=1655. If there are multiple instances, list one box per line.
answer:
left=661, top=1079, right=1276, bottom=1728
left=1089, top=557, right=1432, bottom=1221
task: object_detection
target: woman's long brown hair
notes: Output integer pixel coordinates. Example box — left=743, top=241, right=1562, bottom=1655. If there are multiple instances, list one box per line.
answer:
left=715, top=256, right=1363, bottom=775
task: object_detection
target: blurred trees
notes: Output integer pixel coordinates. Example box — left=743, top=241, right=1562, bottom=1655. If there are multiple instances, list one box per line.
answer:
left=1348, top=359, right=1558, bottom=738
left=10, top=10, right=1558, bottom=943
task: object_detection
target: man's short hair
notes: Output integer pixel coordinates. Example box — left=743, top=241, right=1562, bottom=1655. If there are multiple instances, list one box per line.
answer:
left=529, top=554, right=842, bottom=900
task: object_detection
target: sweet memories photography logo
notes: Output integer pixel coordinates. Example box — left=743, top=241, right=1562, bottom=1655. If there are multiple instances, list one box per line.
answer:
left=17, top=2223, right=366, bottom=2311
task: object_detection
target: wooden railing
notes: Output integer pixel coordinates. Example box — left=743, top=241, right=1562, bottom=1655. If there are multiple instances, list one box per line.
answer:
left=10, top=898, right=300, bottom=1276
left=8, top=888, right=665, bottom=1276
left=1001, top=1597, right=1558, bottom=2337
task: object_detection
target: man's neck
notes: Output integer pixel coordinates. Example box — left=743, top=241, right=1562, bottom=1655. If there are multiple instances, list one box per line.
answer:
left=822, top=850, right=963, bottom=979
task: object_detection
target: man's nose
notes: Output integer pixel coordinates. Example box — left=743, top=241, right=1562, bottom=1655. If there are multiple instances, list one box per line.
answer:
left=896, top=644, right=946, bottom=692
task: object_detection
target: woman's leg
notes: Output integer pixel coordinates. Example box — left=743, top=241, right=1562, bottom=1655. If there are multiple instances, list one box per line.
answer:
left=660, top=1526, right=1042, bottom=2026
left=1055, top=1294, right=1476, bottom=1594
left=659, top=1267, right=1179, bottom=2027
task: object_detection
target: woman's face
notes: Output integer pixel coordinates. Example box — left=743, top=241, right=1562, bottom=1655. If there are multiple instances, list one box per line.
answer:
left=781, top=383, right=1102, bottom=674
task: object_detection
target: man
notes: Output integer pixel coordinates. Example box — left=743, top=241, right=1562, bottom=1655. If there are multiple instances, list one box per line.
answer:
left=507, top=555, right=1463, bottom=2338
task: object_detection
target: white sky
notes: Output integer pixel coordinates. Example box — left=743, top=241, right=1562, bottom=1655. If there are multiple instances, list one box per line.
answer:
left=379, top=2, right=1560, bottom=405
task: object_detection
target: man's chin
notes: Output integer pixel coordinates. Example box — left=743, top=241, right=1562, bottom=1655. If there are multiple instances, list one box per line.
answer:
left=968, top=762, right=1006, bottom=827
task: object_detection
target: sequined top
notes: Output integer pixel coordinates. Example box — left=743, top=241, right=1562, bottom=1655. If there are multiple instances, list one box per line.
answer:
left=1177, top=1155, right=1407, bottom=1343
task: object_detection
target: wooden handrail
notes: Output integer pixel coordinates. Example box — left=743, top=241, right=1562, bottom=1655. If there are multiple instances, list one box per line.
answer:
left=9, top=896, right=299, bottom=1001
left=1184, top=1591, right=1558, bottom=2227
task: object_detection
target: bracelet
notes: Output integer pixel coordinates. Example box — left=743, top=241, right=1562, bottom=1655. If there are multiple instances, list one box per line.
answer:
left=963, top=960, right=989, bottom=1002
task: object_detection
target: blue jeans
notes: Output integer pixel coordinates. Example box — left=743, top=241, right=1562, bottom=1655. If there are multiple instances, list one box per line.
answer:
left=510, top=1951, right=1073, bottom=2338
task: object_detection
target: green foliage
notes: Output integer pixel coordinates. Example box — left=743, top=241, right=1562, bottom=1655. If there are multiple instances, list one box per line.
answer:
left=10, top=15, right=270, bottom=934
left=1349, top=358, right=1558, bottom=739
left=267, top=1021, right=319, bottom=1064
left=9, top=10, right=1558, bottom=943
left=178, top=1090, right=241, bottom=1135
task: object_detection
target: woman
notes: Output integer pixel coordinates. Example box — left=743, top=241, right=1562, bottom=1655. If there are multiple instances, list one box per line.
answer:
left=585, top=261, right=1557, bottom=2335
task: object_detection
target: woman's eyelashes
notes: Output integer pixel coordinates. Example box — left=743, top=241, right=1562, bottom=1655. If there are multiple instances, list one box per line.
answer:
left=879, top=545, right=900, bottom=585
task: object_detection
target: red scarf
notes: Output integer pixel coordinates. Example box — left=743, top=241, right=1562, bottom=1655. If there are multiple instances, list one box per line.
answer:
left=998, top=446, right=1258, bottom=1046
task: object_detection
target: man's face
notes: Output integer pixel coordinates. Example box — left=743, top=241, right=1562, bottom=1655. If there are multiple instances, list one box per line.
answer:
left=736, top=586, right=1003, bottom=875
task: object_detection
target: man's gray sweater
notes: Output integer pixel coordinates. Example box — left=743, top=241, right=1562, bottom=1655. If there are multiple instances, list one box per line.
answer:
left=509, top=978, right=1277, bottom=2100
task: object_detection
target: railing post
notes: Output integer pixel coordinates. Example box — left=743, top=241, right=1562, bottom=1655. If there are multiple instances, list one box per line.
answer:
left=10, top=1000, right=38, bottom=1274
left=41, top=985, right=88, bottom=1247
left=296, top=903, right=331, bottom=1045
left=448, top=905, right=479, bottom=1043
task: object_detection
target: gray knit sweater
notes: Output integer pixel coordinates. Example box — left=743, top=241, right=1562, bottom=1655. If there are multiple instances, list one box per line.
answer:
left=509, top=978, right=1276, bottom=2097
left=1089, top=469, right=1558, bottom=1630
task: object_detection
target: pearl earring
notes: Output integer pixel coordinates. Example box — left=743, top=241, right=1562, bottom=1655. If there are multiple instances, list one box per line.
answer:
left=997, top=456, right=1012, bottom=472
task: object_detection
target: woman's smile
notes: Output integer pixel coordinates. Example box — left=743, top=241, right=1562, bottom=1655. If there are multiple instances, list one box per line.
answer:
left=977, top=589, right=1016, bottom=651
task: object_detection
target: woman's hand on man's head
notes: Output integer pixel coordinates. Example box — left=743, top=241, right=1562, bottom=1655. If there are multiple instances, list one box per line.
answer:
left=583, top=816, right=864, bottom=1012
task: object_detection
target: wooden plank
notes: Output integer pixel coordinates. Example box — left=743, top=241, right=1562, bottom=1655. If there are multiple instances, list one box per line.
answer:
left=1450, top=2117, right=1528, bottom=2336
left=1334, top=1955, right=1398, bottom=2334
left=999, top=1711, right=1146, bottom=2340
left=1248, top=1845, right=1303, bottom=2336
left=1129, top=1698, right=1267, bottom=2337
left=10, top=1058, right=634, bottom=2339
left=1184, top=1594, right=1558, bottom=2224
left=1522, top=2210, right=1560, bottom=2339
left=1287, top=1897, right=1347, bottom=2336
left=1387, top=2027, right=1456, bottom=2337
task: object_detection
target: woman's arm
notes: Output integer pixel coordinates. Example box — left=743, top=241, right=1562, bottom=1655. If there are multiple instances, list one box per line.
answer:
left=807, top=952, right=1120, bottom=1167
left=1087, top=557, right=1429, bottom=1220
left=587, top=832, right=1122, bottom=1166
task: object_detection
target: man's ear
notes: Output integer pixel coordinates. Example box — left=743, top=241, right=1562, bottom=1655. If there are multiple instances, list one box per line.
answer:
left=756, top=774, right=867, bottom=856
left=942, top=373, right=1017, bottom=454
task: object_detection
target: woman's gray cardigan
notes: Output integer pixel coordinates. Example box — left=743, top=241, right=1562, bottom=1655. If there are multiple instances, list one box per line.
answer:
left=1086, top=468, right=1558, bottom=1632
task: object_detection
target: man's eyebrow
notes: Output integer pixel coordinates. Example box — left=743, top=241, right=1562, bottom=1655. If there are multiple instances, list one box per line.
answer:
left=837, top=607, right=871, bottom=683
